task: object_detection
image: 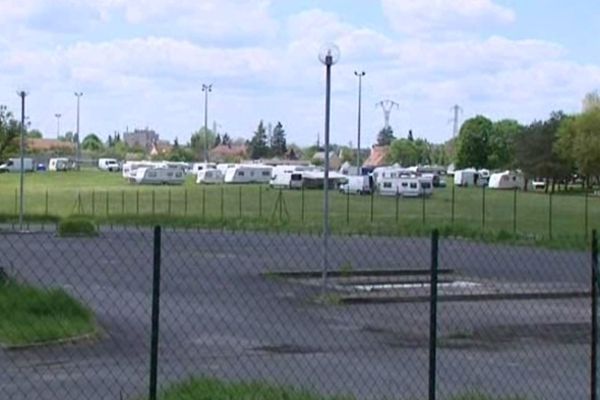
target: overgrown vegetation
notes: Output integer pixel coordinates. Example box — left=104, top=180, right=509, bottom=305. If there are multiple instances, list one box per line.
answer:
left=0, top=279, right=95, bottom=346
left=58, top=216, right=98, bottom=237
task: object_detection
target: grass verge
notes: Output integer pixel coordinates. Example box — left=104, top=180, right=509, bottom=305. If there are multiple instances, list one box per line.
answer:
left=0, top=279, right=95, bottom=347
left=151, top=378, right=526, bottom=400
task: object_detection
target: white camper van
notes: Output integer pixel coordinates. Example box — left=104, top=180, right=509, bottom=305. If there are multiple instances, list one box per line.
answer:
left=130, top=167, right=185, bottom=185
left=224, top=165, right=273, bottom=184
left=339, top=175, right=372, bottom=195
left=98, top=158, right=120, bottom=172
left=49, top=158, right=71, bottom=172
left=0, top=158, right=34, bottom=173
left=196, top=169, right=224, bottom=184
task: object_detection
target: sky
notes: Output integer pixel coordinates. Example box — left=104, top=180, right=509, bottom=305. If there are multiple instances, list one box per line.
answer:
left=0, top=0, right=599, bottom=147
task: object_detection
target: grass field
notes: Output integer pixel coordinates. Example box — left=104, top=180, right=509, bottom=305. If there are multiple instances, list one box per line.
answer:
left=0, top=170, right=598, bottom=245
left=152, top=377, right=526, bottom=400
left=0, top=279, right=95, bottom=346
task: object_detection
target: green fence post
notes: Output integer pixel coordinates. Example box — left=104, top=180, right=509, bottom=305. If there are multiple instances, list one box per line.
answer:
left=513, top=187, right=517, bottom=234
left=591, top=229, right=598, bottom=400
left=481, top=185, right=486, bottom=231
left=301, top=185, right=305, bottom=222
left=45, top=189, right=49, bottom=217
left=451, top=184, right=455, bottom=225
left=14, top=188, right=17, bottom=215
left=239, top=186, right=243, bottom=218
left=149, top=225, right=162, bottom=400
left=202, top=187, right=206, bottom=220
left=395, top=187, right=399, bottom=224
left=259, top=186, right=263, bottom=219
left=585, top=191, right=589, bottom=240
left=121, top=190, right=125, bottom=215
left=106, top=190, right=109, bottom=216
left=220, top=186, right=224, bottom=220
left=279, top=188, right=283, bottom=221
left=422, top=190, right=426, bottom=226
left=152, top=190, right=155, bottom=216
left=346, top=188, right=350, bottom=225
left=549, top=191, right=553, bottom=239
left=370, top=189, right=374, bottom=223
left=429, top=229, right=439, bottom=400
left=167, top=189, right=171, bottom=216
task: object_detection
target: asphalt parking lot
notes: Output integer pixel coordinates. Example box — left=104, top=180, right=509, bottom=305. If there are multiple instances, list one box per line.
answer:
left=0, top=228, right=592, bottom=399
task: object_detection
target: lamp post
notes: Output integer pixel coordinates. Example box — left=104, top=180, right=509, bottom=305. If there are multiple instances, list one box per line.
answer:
left=318, top=43, right=340, bottom=290
left=74, top=92, right=83, bottom=170
left=16, top=91, right=27, bottom=231
left=202, top=84, right=212, bottom=162
left=54, top=113, right=62, bottom=139
left=354, top=71, right=365, bottom=174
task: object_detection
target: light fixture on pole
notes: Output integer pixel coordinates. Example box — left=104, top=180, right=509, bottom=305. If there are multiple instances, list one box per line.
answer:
left=318, top=43, right=340, bottom=290
left=16, top=90, right=27, bottom=231
left=74, top=92, right=83, bottom=170
left=54, top=113, right=62, bottom=139
left=354, top=71, right=365, bottom=174
left=202, top=84, right=212, bottom=162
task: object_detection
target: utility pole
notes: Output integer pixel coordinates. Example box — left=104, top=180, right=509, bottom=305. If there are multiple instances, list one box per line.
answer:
left=17, top=91, right=27, bottom=231
left=450, top=104, right=462, bottom=138
left=202, top=84, right=212, bottom=162
left=74, top=92, right=83, bottom=170
left=376, top=99, right=399, bottom=129
left=354, top=71, right=365, bottom=174
left=54, top=113, right=62, bottom=139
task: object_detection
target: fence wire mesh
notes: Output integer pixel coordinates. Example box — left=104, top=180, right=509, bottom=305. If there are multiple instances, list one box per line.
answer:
left=0, top=226, right=595, bottom=400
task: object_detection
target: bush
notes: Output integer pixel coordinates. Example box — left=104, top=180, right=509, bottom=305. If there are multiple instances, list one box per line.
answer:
left=58, top=217, right=98, bottom=237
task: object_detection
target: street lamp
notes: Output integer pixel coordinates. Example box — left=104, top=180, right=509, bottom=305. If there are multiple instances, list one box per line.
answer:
left=318, top=43, right=340, bottom=290
left=16, top=91, right=27, bottom=231
left=54, top=113, right=62, bottom=139
left=354, top=71, right=365, bottom=174
left=202, top=84, right=212, bottom=162
left=74, top=92, right=83, bottom=170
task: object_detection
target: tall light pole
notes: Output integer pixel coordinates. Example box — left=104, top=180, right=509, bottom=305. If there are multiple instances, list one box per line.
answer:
left=354, top=71, right=365, bottom=174
left=202, top=84, right=212, bottom=162
left=54, top=113, right=62, bottom=139
left=74, top=92, right=83, bottom=170
left=318, top=43, right=340, bottom=291
left=16, top=91, right=27, bottom=231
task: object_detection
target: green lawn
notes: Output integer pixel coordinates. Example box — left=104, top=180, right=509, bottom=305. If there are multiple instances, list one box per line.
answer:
left=150, top=377, right=526, bottom=400
left=0, top=279, right=95, bottom=346
left=0, top=170, right=598, bottom=244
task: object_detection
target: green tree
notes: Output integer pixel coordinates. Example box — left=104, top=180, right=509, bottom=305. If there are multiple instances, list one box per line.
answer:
left=407, top=129, right=414, bottom=141
left=270, top=121, right=287, bottom=157
left=557, top=109, right=600, bottom=185
left=0, top=105, right=20, bottom=161
left=213, top=134, right=221, bottom=147
left=583, top=90, right=600, bottom=112
left=488, top=119, right=522, bottom=170
left=190, top=127, right=216, bottom=159
left=455, top=115, right=493, bottom=169
left=82, top=134, right=104, bottom=152
left=377, top=126, right=395, bottom=146
left=249, top=120, right=269, bottom=159
left=222, top=133, right=231, bottom=146
left=27, top=129, right=43, bottom=139
left=388, top=138, right=418, bottom=166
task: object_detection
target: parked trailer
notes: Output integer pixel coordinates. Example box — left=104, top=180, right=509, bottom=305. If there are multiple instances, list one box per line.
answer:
left=49, top=158, right=71, bottom=172
left=189, top=162, right=216, bottom=176
left=224, top=165, right=273, bottom=184
left=270, top=165, right=316, bottom=189
left=378, top=176, right=433, bottom=197
left=122, top=161, right=156, bottom=179
left=488, top=170, right=527, bottom=190
left=130, top=167, right=185, bottom=185
left=196, top=169, right=224, bottom=184
left=0, top=158, right=34, bottom=173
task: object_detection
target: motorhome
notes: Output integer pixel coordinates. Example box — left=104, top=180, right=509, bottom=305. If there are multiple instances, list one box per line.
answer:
left=223, top=165, right=273, bottom=184
left=98, top=158, right=120, bottom=172
left=0, top=158, right=34, bottom=173
left=130, top=167, right=185, bottom=185
left=49, top=158, right=71, bottom=172
left=196, top=169, right=224, bottom=184
left=339, top=175, right=373, bottom=195
left=488, top=171, right=526, bottom=190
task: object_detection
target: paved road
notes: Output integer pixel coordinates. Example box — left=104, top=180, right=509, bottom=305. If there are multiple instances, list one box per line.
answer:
left=0, top=228, right=591, bottom=399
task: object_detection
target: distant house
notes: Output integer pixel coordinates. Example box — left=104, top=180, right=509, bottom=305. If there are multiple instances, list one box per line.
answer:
left=209, top=144, right=248, bottom=162
left=124, top=128, right=159, bottom=153
left=27, top=138, right=75, bottom=153
left=362, top=145, right=389, bottom=167
left=312, top=151, right=341, bottom=170
left=150, top=140, right=172, bottom=156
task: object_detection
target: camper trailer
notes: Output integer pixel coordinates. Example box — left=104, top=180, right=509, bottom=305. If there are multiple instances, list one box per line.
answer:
left=269, top=165, right=314, bottom=189
left=488, top=171, right=526, bottom=190
left=122, top=161, right=156, bottom=179
left=454, top=168, right=479, bottom=187
left=339, top=175, right=372, bottom=195
left=196, top=169, right=224, bottom=184
left=223, top=165, right=273, bottom=184
left=98, top=158, right=120, bottom=172
left=378, top=176, right=433, bottom=197
left=49, top=158, right=71, bottom=172
left=130, top=167, right=185, bottom=185
left=189, top=162, right=216, bottom=176
left=300, top=170, right=347, bottom=189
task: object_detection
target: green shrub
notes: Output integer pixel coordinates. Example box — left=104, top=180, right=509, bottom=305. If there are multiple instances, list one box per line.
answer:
left=58, top=217, right=98, bottom=237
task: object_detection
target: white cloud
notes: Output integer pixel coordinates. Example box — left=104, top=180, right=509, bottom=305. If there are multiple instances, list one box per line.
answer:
left=382, top=0, right=515, bottom=36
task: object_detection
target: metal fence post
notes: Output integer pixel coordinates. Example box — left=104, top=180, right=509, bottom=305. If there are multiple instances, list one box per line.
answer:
left=184, top=189, right=188, bottom=216
left=422, top=191, right=426, bottom=226
left=152, top=190, right=155, bottom=216
left=45, top=189, right=49, bottom=217
left=91, top=189, right=95, bottom=216
left=239, top=186, right=243, bottom=219
left=549, top=191, right=553, bottom=240
left=429, top=229, right=439, bottom=400
left=395, top=187, right=399, bottom=224
left=451, top=184, right=455, bottom=225
left=202, top=187, right=206, bottom=220
left=279, top=188, right=283, bottom=222
left=346, top=187, right=350, bottom=225
left=220, top=186, right=224, bottom=220
left=106, top=190, right=110, bottom=216
left=513, top=187, right=517, bottom=234
left=136, top=190, right=140, bottom=216
left=592, top=229, right=598, bottom=400
left=301, top=185, right=305, bottom=222
left=586, top=191, right=589, bottom=240
left=122, top=190, right=126, bottom=215
left=149, top=225, right=162, bottom=400
left=14, top=188, right=17, bottom=215
left=168, top=189, right=172, bottom=216
left=481, top=185, right=486, bottom=231
left=370, top=189, right=374, bottom=223
left=258, top=186, right=262, bottom=219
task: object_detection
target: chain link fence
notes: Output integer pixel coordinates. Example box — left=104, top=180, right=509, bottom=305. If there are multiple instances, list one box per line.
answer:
left=0, top=226, right=597, bottom=399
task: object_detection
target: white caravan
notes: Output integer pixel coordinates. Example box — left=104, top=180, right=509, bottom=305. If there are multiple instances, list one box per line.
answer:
left=130, top=167, right=185, bottom=185
left=339, top=175, right=372, bottom=195
left=0, top=158, right=34, bottom=173
left=378, top=176, right=433, bottom=197
left=300, top=170, right=347, bottom=189
left=224, top=165, right=273, bottom=184
left=488, top=171, right=526, bottom=190
left=454, top=168, right=480, bottom=187
left=98, top=158, right=120, bottom=172
left=269, top=165, right=315, bottom=189
left=196, top=169, right=224, bottom=184
left=189, top=162, right=216, bottom=176
left=122, top=161, right=156, bottom=179
left=49, top=158, right=71, bottom=171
